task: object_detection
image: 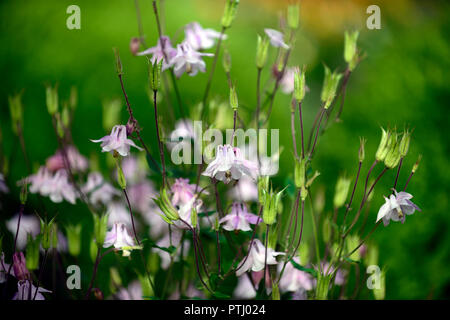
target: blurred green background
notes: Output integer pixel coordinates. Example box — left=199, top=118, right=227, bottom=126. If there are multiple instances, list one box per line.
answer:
left=0, top=0, right=449, bottom=299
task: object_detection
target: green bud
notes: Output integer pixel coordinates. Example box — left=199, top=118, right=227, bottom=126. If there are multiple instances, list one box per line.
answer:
left=62, top=104, right=70, bottom=128
left=25, top=234, right=40, bottom=270
left=116, top=161, right=127, bottom=190
left=229, top=85, right=238, bottom=110
left=373, top=268, right=386, bottom=300
left=333, top=174, right=351, bottom=208
left=149, top=58, right=163, bottom=91
left=412, top=154, right=422, bottom=173
left=69, top=86, right=78, bottom=110
left=222, top=48, right=232, bottom=73
left=55, top=112, right=65, bottom=139
left=257, top=176, right=270, bottom=205
left=93, top=214, right=109, bottom=248
left=40, top=217, right=55, bottom=251
left=20, top=179, right=28, bottom=205
left=399, top=129, right=411, bottom=158
left=298, top=242, right=309, bottom=264
left=375, top=127, right=391, bottom=162
left=359, top=137, right=366, bottom=162
left=287, top=3, right=300, bottom=30
left=294, top=66, right=306, bottom=102
left=263, top=187, right=285, bottom=225
left=191, top=206, right=198, bottom=228
left=256, top=35, right=270, bottom=69
left=294, top=157, right=307, bottom=188
left=66, top=224, right=82, bottom=257
left=221, top=0, right=239, bottom=29
left=272, top=281, right=280, bottom=300
left=321, top=65, right=342, bottom=109
left=300, top=186, right=308, bottom=201
left=153, top=188, right=180, bottom=222
left=344, top=30, right=359, bottom=71
left=365, top=243, right=379, bottom=267
left=384, top=132, right=402, bottom=169
left=346, top=235, right=360, bottom=260
left=8, top=93, right=24, bottom=135
left=322, top=217, right=332, bottom=243
left=46, top=84, right=59, bottom=115
left=102, top=98, right=122, bottom=132
left=90, top=240, right=98, bottom=262
left=113, top=47, right=123, bottom=75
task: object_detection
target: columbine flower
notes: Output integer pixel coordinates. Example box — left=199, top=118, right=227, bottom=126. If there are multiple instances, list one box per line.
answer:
left=45, top=146, right=88, bottom=172
left=219, top=202, right=261, bottom=232
left=137, top=36, right=177, bottom=70
left=376, top=190, right=421, bottom=226
left=83, top=172, right=120, bottom=206
left=171, top=42, right=213, bottom=78
left=236, top=239, right=284, bottom=276
left=202, top=144, right=258, bottom=184
left=39, top=169, right=77, bottom=204
left=233, top=275, right=257, bottom=299
left=106, top=201, right=132, bottom=227
left=280, top=67, right=295, bottom=94
left=171, top=178, right=197, bottom=206
left=6, top=214, right=40, bottom=250
left=185, top=22, right=226, bottom=50
left=264, top=28, right=289, bottom=49
left=128, top=180, right=157, bottom=213
left=166, top=119, right=195, bottom=151
left=13, top=280, right=51, bottom=300
left=175, top=197, right=203, bottom=229
left=12, top=252, right=29, bottom=281
left=228, top=175, right=259, bottom=202
left=278, top=257, right=314, bottom=293
left=91, top=125, right=143, bottom=157
left=103, top=223, right=141, bottom=257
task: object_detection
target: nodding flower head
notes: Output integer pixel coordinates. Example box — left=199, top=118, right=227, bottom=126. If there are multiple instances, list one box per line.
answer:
left=264, top=28, right=289, bottom=49
left=170, top=178, right=197, bottom=206
left=13, top=252, right=29, bottom=281
left=236, top=239, right=284, bottom=276
left=103, top=222, right=142, bottom=257
left=219, top=202, right=261, bottom=232
left=137, top=36, right=177, bottom=70
left=171, top=42, right=213, bottom=78
left=376, top=189, right=421, bottom=226
left=202, top=144, right=258, bottom=184
left=91, top=125, right=143, bottom=157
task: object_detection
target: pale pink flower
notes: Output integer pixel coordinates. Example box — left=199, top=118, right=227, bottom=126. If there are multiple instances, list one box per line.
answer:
left=137, top=36, right=177, bottom=70
left=45, top=146, right=88, bottom=172
left=376, top=190, right=421, bottom=226
left=202, top=144, right=258, bottom=184
left=39, top=169, right=77, bottom=204
left=236, top=239, right=284, bottom=276
left=121, top=156, right=148, bottom=185
left=278, top=257, right=314, bottom=293
left=264, top=28, right=289, bottom=49
left=174, top=197, right=203, bottom=229
left=103, top=223, right=140, bottom=257
left=171, top=42, right=213, bottom=78
left=128, top=180, right=157, bottom=213
left=228, top=175, right=258, bottom=202
left=185, top=22, right=226, bottom=50
left=233, top=275, right=257, bottom=299
left=13, top=280, right=51, bottom=300
left=91, top=125, right=143, bottom=157
left=219, top=202, right=261, bottom=232
left=6, top=214, right=40, bottom=250
left=171, top=178, right=197, bottom=206
left=106, top=201, right=132, bottom=227
left=83, top=172, right=120, bottom=206
left=166, top=119, right=196, bottom=151
left=280, top=67, right=295, bottom=94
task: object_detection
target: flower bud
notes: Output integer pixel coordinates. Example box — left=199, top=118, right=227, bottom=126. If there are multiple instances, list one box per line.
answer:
left=130, top=37, right=140, bottom=56
left=25, top=234, right=40, bottom=270
left=229, top=85, right=238, bottom=110
left=358, top=137, right=366, bottom=162
left=262, top=187, right=285, bottom=225
left=113, top=47, right=123, bottom=75
left=344, top=30, right=359, bottom=71
left=66, top=224, right=82, bottom=257
left=61, top=104, right=70, bottom=128
left=46, top=84, right=59, bottom=115
left=51, top=223, right=58, bottom=250
left=333, top=174, right=351, bottom=208
left=384, top=133, right=402, bottom=169
left=294, top=66, right=306, bottom=102
left=294, top=157, right=307, bottom=188
left=287, top=3, right=300, bottom=30
left=322, top=217, right=332, bottom=243
left=8, top=93, right=23, bottom=136
left=412, top=154, right=422, bottom=173
left=93, top=214, right=109, bottom=248
left=90, top=239, right=98, bottom=262
left=373, top=268, right=386, bottom=300
left=191, top=206, right=198, bottom=228
left=55, top=112, right=65, bottom=139
left=222, top=48, right=232, bottom=73
left=258, top=176, right=270, bottom=205
left=345, top=235, right=360, bottom=260
left=256, top=35, right=270, bottom=69
left=272, top=281, right=280, bottom=300
left=40, top=217, right=56, bottom=251
left=321, top=65, right=342, bottom=109
left=300, top=186, right=308, bottom=201
left=153, top=188, right=180, bottom=222
left=116, top=162, right=127, bottom=190
left=221, top=0, right=239, bottom=29
left=399, top=129, right=411, bottom=158
left=13, top=252, right=29, bottom=281
left=375, top=127, right=391, bottom=162
left=149, top=58, right=163, bottom=91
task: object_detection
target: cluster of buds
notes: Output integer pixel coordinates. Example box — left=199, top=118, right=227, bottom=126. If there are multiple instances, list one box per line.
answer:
left=153, top=187, right=180, bottom=224
left=261, top=186, right=285, bottom=225
left=321, top=65, right=343, bottom=109
left=375, top=127, right=411, bottom=168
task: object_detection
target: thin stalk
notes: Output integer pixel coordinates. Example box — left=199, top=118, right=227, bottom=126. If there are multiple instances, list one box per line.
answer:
left=298, top=101, right=305, bottom=158
left=309, top=107, right=325, bottom=158
left=342, top=161, right=362, bottom=227
left=84, top=248, right=101, bottom=300
left=290, top=100, right=298, bottom=160
left=393, top=157, right=403, bottom=191
left=32, top=249, right=49, bottom=300
left=153, top=89, right=167, bottom=187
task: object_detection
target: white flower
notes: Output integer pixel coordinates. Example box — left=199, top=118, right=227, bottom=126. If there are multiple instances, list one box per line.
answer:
left=233, top=275, right=257, bottom=299
left=103, top=223, right=141, bottom=257
left=171, top=178, right=197, bottom=206
left=83, top=172, right=120, bottom=207
left=153, top=228, right=189, bottom=269
left=202, top=144, right=258, bottom=184
left=278, top=257, right=314, bottom=293
left=6, top=214, right=40, bottom=250
left=376, top=190, right=421, bottom=226
left=219, top=202, right=261, bottom=232
left=280, top=67, right=295, bottom=94
left=137, top=36, right=177, bottom=70
left=91, top=125, right=143, bottom=157
left=236, top=239, right=284, bottom=276
left=106, top=201, right=132, bottom=227
left=264, top=28, right=289, bottom=49
left=171, top=42, right=213, bottom=78
left=228, top=175, right=259, bottom=202
left=185, top=22, right=226, bottom=50
left=13, top=280, right=51, bottom=300
left=39, top=169, right=77, bottom=204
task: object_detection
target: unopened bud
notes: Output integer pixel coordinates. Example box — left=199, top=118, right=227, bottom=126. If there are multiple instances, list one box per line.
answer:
left=384, top=132, right=402, bottom=169
left=46, top=84, right=59, bottom=115
left=229, top=85, right=238, bottom=110
left=358, top=137, right=366, bottom=162
left=321, top=65, right=342, bottom=109
left=333, top=174, right=351, bottom=208
left=116, top=161, right=127, bottom=190
left=399, top=129, right=411, bottom=158
left=66, top=224, right=82, bottom=257
left=25, top=235, right=40, bottom=270
left=258, top=176, right=270, bottom=205
left=113, top=47, right=123, bottom=75
left=153, top=188, right=179, bottom=222
left=412, top=154, right=422, bottom=173
left=149, top=58, right=163, bottom=91
left=40, top=217, right=56, bottom=251
left=375, top=127, right=391, bottom=162
left=294, top=157, right=307, bottom=188
left=256, top=35, right=270, bottom=69
left=222, top=48, right=232, bottom=73
left=344, top=30, right=359, bottom=71
left=13, top=252, right=29, bottom=281
left=130, top=37, right=140, bottom=56
left=221, top=0, right=239, bottom=29
left=93, top=214, right=109, bottom=248
left=294, top=66, right=306, bottom=102
left=287, top=3, right=300, bottom=30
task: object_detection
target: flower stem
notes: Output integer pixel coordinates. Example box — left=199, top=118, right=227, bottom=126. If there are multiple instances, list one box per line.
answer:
left=153, top=89, right=167, bottom=188
left=298, top=101, right=305, bottom=158
left=32, top=249, right=48, bottom=300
